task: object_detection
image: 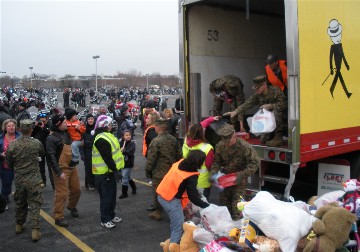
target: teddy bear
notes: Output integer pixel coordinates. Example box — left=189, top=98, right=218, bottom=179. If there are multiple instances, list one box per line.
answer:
left=303, top=203, right=357, bottom=252
left=160, top=221, right=200, bottom=252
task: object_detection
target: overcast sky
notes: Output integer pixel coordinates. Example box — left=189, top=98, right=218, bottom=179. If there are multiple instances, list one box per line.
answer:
left=0, top=0, right=180, bottom=78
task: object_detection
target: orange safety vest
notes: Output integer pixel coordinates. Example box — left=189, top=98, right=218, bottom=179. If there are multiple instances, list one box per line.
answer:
left=265, top=60, right=288, bottom=91
left=157, top=160, right=199, bottom=209
left=142, top=125, right=155, bottom=157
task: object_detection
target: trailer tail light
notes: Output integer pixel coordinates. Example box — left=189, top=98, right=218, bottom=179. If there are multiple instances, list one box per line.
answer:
left=279, top=152, right=286, bottom=161
left=268, top=151, right=276, bottom=160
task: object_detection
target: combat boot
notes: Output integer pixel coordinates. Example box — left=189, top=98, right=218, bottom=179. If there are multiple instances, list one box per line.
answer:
left=259, top=133, right=271, bottom=144
left=119, top=185, right=128, bottom=199
left=149, top=209, right=161, bottom=221
left=15, top=224, right=24, bottom=234
left=32, top=229, right=41, bottom=242
left=129, top=179, right=137, bottom=194
left=266, top=132, right=283, bottom=147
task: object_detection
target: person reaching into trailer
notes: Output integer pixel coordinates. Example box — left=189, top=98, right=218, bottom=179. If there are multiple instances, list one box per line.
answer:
left=224, top=75, right=287, bottom=147
left=157, top=150, right=210, bottom=251
left=210, top=123, right=260, bottom=220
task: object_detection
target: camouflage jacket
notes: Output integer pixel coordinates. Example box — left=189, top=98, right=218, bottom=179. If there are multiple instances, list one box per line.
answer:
left=145, top=133, right=182, bottom=179
left=209, top=75, right=245, bottom=104
left=211, top=138, right=260, bottom=177
left=234, top=85, right=286, bottom=121
left=6, top=135, right=45, bottom=184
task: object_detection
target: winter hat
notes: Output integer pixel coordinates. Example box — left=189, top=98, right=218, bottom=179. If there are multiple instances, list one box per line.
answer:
left=19, top=102, right=27, bottom=108
left=91, top=115, right=112, bottom=135
left=51, top=114, right=66, bottom=130
left=65, top=108, right=77, bottom=120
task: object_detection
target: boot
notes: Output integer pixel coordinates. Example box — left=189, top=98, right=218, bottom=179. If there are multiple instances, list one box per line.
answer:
left=129, top=180, right=137, bottom=194
left=266, top=132, right=283, bottom=147
left=32, top=229, right=41, bottom=242
left=149, top=209, right=161, bottom=221
left=15, top=224, right=24, bottom=234
left=169, top=243, right=180, bottom=252
left=119, top=185, right=128, bottom=199
left=260, top=133, right=271, bottom=144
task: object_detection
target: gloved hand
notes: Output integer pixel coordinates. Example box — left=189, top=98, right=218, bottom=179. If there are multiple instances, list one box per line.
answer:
left=145, top=169, right=152, bottom=179
left=114, top=171, right=122, bottom=183
left=260, top=104, right=273, bottom=111
left=235, top=171, right=244, bottom=186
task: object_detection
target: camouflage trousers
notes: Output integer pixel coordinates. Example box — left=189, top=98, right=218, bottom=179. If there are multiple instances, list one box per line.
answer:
left=219, top=184, right=246, bottom=220
left=151, top=177, right=163, bottom=210
left=14, top=182, right=43, bottom=229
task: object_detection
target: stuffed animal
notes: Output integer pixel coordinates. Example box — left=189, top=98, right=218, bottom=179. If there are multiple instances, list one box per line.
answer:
left=253, top=236, right=281, bottom=252
left=338, top=179, right=360, bottom=217
left=303, top=203, right=357, bottom=252
left=160, top=221, right=199, bottom=252
left=180, top=221, right=200, bottom=252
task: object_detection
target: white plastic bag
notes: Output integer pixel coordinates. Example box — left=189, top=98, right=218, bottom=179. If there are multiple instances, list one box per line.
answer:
left=200, top=204, right=241, bottom=236
left=249, top=109, right=276, bottom=134
left=193, top=228, right=214, bottom=247
left=243, top=191, right=316, bottom=252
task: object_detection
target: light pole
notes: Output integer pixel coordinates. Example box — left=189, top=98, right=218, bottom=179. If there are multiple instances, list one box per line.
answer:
left=146, top=74, right=149, bottom=90
left=29, top=67, right=33, bottom=88
left=93, top=55, right=100, bottom=92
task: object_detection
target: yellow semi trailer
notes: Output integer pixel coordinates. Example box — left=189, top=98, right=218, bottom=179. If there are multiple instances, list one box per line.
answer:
left=178, top=0, right=360, bottom=200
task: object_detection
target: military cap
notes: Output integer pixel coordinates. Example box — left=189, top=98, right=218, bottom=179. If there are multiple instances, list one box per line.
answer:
left=217, top=124, right=235, bottom=141
left=19, top=119, right=34, bottom=130
left=154, top=118, right=168, bottom=127
left=252, top=75, right=267, bottom=89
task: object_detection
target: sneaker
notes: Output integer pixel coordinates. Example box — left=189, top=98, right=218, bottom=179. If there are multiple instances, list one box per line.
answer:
left=101, top=221, right=115, bottom=228
left=67, top=207, right=79, bottom=218
left=55, top=219, right=69, bottom=227
left=68, top=160, right=79, bottom=167
left=112, top=217, right=122, bottom=223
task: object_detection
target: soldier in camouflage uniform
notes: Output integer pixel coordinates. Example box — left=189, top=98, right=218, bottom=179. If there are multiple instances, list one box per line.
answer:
left=210, top=124, right=260, bottom=220
left=225, top=75, right=287, bottom=147
left=145, top=119, right=182, bottom=221
left=6, top=119, right=45, bottom=241
left=209, top=75, right=245, bottom=131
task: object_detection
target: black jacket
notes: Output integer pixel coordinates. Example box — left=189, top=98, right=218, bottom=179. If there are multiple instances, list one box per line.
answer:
left=119, top=139, right=135, bottom=168
left=46, top=130, right=72, bottom=177
left=32, top=123, right=50, bottom=153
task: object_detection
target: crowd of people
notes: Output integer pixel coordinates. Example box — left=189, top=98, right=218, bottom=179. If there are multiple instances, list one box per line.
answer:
left=0, top=53, right=286, bottom=247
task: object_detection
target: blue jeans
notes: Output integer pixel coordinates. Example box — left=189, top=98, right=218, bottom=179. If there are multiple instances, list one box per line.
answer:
left=0, top=167, right=14, bottom=201
left=121, top=168, right=132, bottom=186
left=158, top=195, right=184, bottom=244
left=95, top=174, right=117, bottom=223
left=71, top=140, right=82, bottom=162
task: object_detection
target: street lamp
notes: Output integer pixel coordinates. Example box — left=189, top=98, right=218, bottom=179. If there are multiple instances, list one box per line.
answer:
left=29, top=67, right=33, bottom=88
left=93, top=55, right=100, bottom=92
left=146, top=74, right=149, bottom=90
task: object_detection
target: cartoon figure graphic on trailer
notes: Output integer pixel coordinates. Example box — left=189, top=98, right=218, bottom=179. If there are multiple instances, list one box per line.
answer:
left=327, top=19, right=352, bottom=99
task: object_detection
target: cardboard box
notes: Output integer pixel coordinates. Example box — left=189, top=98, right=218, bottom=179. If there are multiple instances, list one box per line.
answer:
left=318, top=161, right=350, bottom=196
left=239, top=220, right=260, bottom=252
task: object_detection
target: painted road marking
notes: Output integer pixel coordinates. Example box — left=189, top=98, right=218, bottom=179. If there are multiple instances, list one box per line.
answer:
left=133, top=178, right=152, bottom=187
left=40, top=210, right=95, bottom=252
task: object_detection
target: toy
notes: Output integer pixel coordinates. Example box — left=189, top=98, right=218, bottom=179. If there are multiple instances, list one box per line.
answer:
left=303, top=203, right=357, bottom=252
left=253, top=236, right=281, bottom=252
left=180, top=221, right=200, bottom=252
left=338, top=179, right=360, bottom=217
left=160, top=221, right=199, bottom=252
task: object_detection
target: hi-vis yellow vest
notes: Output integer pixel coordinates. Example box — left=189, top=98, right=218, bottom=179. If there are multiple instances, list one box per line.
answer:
left=92, top=132, right=124, bottom=175
left=182, top=140, right=213, bottom=188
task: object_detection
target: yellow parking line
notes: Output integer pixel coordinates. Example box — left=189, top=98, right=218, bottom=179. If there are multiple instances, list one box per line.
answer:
left=40, top=210, right=95, bottom=252
left=133, top=178, right=152, bottom=187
